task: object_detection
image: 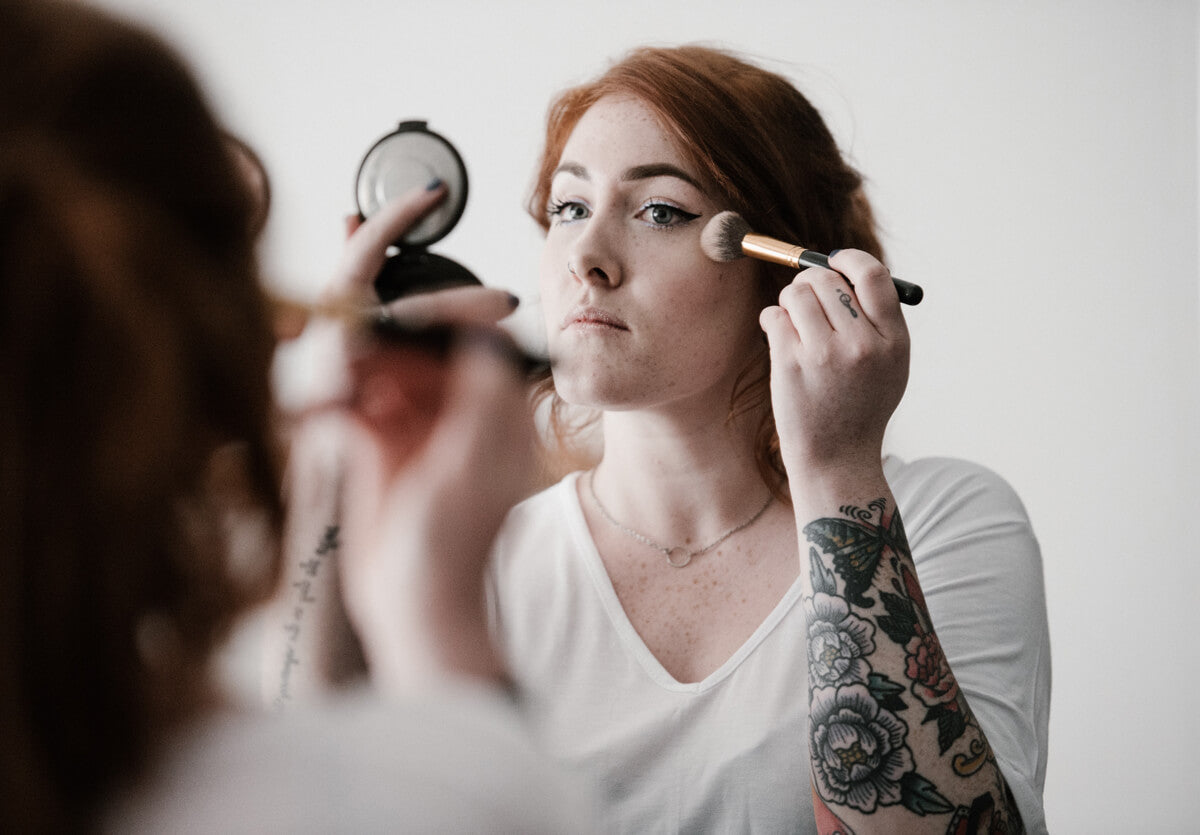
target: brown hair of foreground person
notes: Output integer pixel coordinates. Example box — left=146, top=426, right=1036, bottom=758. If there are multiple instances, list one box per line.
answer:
left=0, top=1, right=283, bottom=829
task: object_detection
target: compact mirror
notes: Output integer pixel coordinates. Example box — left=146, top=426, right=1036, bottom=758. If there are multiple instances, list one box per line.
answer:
left=355, top=120, right=480, bottom=302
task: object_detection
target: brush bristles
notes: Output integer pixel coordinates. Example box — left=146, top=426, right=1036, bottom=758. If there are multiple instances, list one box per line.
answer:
left=699, top=210, right=752, bottom=263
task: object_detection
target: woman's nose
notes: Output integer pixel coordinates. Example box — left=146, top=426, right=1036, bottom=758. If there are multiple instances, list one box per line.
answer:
left=566, top=218, right=622, bottom=288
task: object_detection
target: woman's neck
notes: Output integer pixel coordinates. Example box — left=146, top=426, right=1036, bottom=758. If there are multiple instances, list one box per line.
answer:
left=591, top=403, right=772, bottom=540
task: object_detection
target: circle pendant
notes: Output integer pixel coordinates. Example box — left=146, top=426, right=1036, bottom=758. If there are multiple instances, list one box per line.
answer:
left=665, top=547, right=693, bottom=568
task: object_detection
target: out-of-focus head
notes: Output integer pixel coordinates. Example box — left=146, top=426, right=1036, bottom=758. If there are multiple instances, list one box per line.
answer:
left=527, top=45, right=883, bottom=491
left=223, top=130, right=272, bottom=239
left=0, top=0, right=281, bottom=827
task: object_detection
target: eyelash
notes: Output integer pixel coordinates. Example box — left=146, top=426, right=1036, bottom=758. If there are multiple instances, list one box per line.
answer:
left=637, top=201, right=700, bottom=229
left=546, top=199, right=588, bottom=224
left=545, top=199, right=700, bottom=229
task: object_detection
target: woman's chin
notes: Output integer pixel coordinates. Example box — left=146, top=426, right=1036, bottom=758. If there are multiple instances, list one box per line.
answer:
left=553, top=377, right=642, bottom=412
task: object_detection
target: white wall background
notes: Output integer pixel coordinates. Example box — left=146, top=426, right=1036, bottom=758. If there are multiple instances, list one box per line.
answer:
left=91, top=0, right=1200, bottom=831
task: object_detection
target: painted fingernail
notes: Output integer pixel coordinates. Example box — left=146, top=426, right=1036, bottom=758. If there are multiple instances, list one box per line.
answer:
left=425, top=177, right=444, bottom=191
left=506, top=292, right=521, bottom=309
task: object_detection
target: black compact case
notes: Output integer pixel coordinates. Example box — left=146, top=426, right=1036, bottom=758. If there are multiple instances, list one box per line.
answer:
left=355, top=120, right=481, bottom=303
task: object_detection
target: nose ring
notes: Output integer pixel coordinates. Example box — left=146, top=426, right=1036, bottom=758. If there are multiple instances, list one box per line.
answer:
left=567, top=261, right=577, bottom=276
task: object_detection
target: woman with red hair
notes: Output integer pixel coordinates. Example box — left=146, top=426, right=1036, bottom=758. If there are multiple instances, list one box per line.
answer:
left=483, top=45, right=1050, bottom=834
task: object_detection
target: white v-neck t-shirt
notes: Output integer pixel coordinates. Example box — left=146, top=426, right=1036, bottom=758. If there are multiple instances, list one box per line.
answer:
left=488, top=457, right=1050, bottom=834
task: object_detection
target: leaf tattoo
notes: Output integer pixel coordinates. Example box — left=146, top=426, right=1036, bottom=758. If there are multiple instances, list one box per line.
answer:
left=809, top=546, right=838, bottom=596
left=898, top=773, right=955, bottom=816
left=867, top=672, right=909, bottom=713
left=926, top=702, right=969, bottom=756
left=876, top=591, right=919, bottom=645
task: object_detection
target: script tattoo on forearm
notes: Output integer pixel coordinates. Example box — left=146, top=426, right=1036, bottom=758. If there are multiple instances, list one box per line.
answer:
left=801, top=499, right=1023, bottom=834
left=272, top=523, right=340, bottom=711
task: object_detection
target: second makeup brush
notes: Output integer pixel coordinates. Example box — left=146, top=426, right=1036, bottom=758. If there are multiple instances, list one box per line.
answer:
left=268, top=293, right=550, bottom=377
left=700, top=211, right=923, bottom=306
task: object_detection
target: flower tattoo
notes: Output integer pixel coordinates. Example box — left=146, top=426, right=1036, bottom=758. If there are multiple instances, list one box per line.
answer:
left=806, top=592, right=876, bottom=689
left=905, top=631, right=959, bottom=708
left=810, top=684, right=914, bottom=813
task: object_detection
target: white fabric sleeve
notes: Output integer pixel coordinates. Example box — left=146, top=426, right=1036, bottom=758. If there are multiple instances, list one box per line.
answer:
left=890, top=457, right=1051, bottom=835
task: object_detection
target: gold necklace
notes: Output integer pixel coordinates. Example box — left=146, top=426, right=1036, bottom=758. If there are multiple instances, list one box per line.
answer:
left=588, top=470, right=774, bottom=568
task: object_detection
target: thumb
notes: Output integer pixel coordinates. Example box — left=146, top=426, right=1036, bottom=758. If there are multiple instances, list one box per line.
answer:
left=759, top=304, right=797, bottom=364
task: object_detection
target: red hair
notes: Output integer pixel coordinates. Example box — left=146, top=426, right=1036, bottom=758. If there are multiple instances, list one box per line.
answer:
left=527, top=46, right=883, bottom=495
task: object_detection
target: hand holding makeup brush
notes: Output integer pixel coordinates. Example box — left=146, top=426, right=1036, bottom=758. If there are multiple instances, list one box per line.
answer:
left=758, top=248, right=910, bottom=479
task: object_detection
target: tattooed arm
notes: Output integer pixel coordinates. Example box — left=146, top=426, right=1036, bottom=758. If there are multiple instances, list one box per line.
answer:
left=800, top=493, right=1029, bottom=834
left=262, top=338, right=534, bottom=704
left=260, top=418, right=366, bottom=709
left=760, top=252, right=1039, bottom=833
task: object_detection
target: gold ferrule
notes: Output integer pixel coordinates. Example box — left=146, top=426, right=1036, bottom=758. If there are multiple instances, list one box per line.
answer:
left=741, top=234, right=809, bottom=269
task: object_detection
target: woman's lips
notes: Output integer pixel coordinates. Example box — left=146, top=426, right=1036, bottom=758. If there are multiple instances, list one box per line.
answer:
left=561, top=306, right=629, bottom=331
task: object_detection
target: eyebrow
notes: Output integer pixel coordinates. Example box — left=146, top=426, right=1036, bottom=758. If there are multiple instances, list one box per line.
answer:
left=624, top=163, right=705, bottom=192
left=552, top=161, right=706, bottom=193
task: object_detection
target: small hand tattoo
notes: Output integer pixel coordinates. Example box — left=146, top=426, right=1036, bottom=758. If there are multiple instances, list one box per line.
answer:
left=838, top=290, right=859, bottom=318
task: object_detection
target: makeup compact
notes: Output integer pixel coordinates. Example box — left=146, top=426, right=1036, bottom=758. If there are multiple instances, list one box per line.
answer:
left=355, top=119, right=480, bottom=302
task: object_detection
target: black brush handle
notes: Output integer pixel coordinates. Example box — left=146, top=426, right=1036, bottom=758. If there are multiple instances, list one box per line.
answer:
left=888, top=276, right=923, bottom=305
left=799, top=251, right=923, bottom=306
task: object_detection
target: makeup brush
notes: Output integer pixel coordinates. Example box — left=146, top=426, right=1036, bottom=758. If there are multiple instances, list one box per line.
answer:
left=267, top=292, right=551, bottom=377
left=700, top=211, right=923, bottom=306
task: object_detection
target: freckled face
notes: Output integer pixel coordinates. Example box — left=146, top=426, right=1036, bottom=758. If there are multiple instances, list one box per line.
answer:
left=539, top=95, right=762, bottom=413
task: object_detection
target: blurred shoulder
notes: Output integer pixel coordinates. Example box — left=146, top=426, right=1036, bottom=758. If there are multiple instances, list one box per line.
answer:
left=107, top=685, right=597, bottom=833
left=497, top=471, right=581, bottom=542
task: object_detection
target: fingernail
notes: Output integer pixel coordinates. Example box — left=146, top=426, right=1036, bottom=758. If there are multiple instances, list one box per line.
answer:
left=425, top=177, right=444, bottom=191
left=829, top=249, right=843, bottom=257
left=506, top=292, right=520, bottom=309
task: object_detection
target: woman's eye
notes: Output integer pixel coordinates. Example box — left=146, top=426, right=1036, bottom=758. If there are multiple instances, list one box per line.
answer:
left=638, top=202, right=700, bottom=228
left=548, top=200, right=590, bottom=224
